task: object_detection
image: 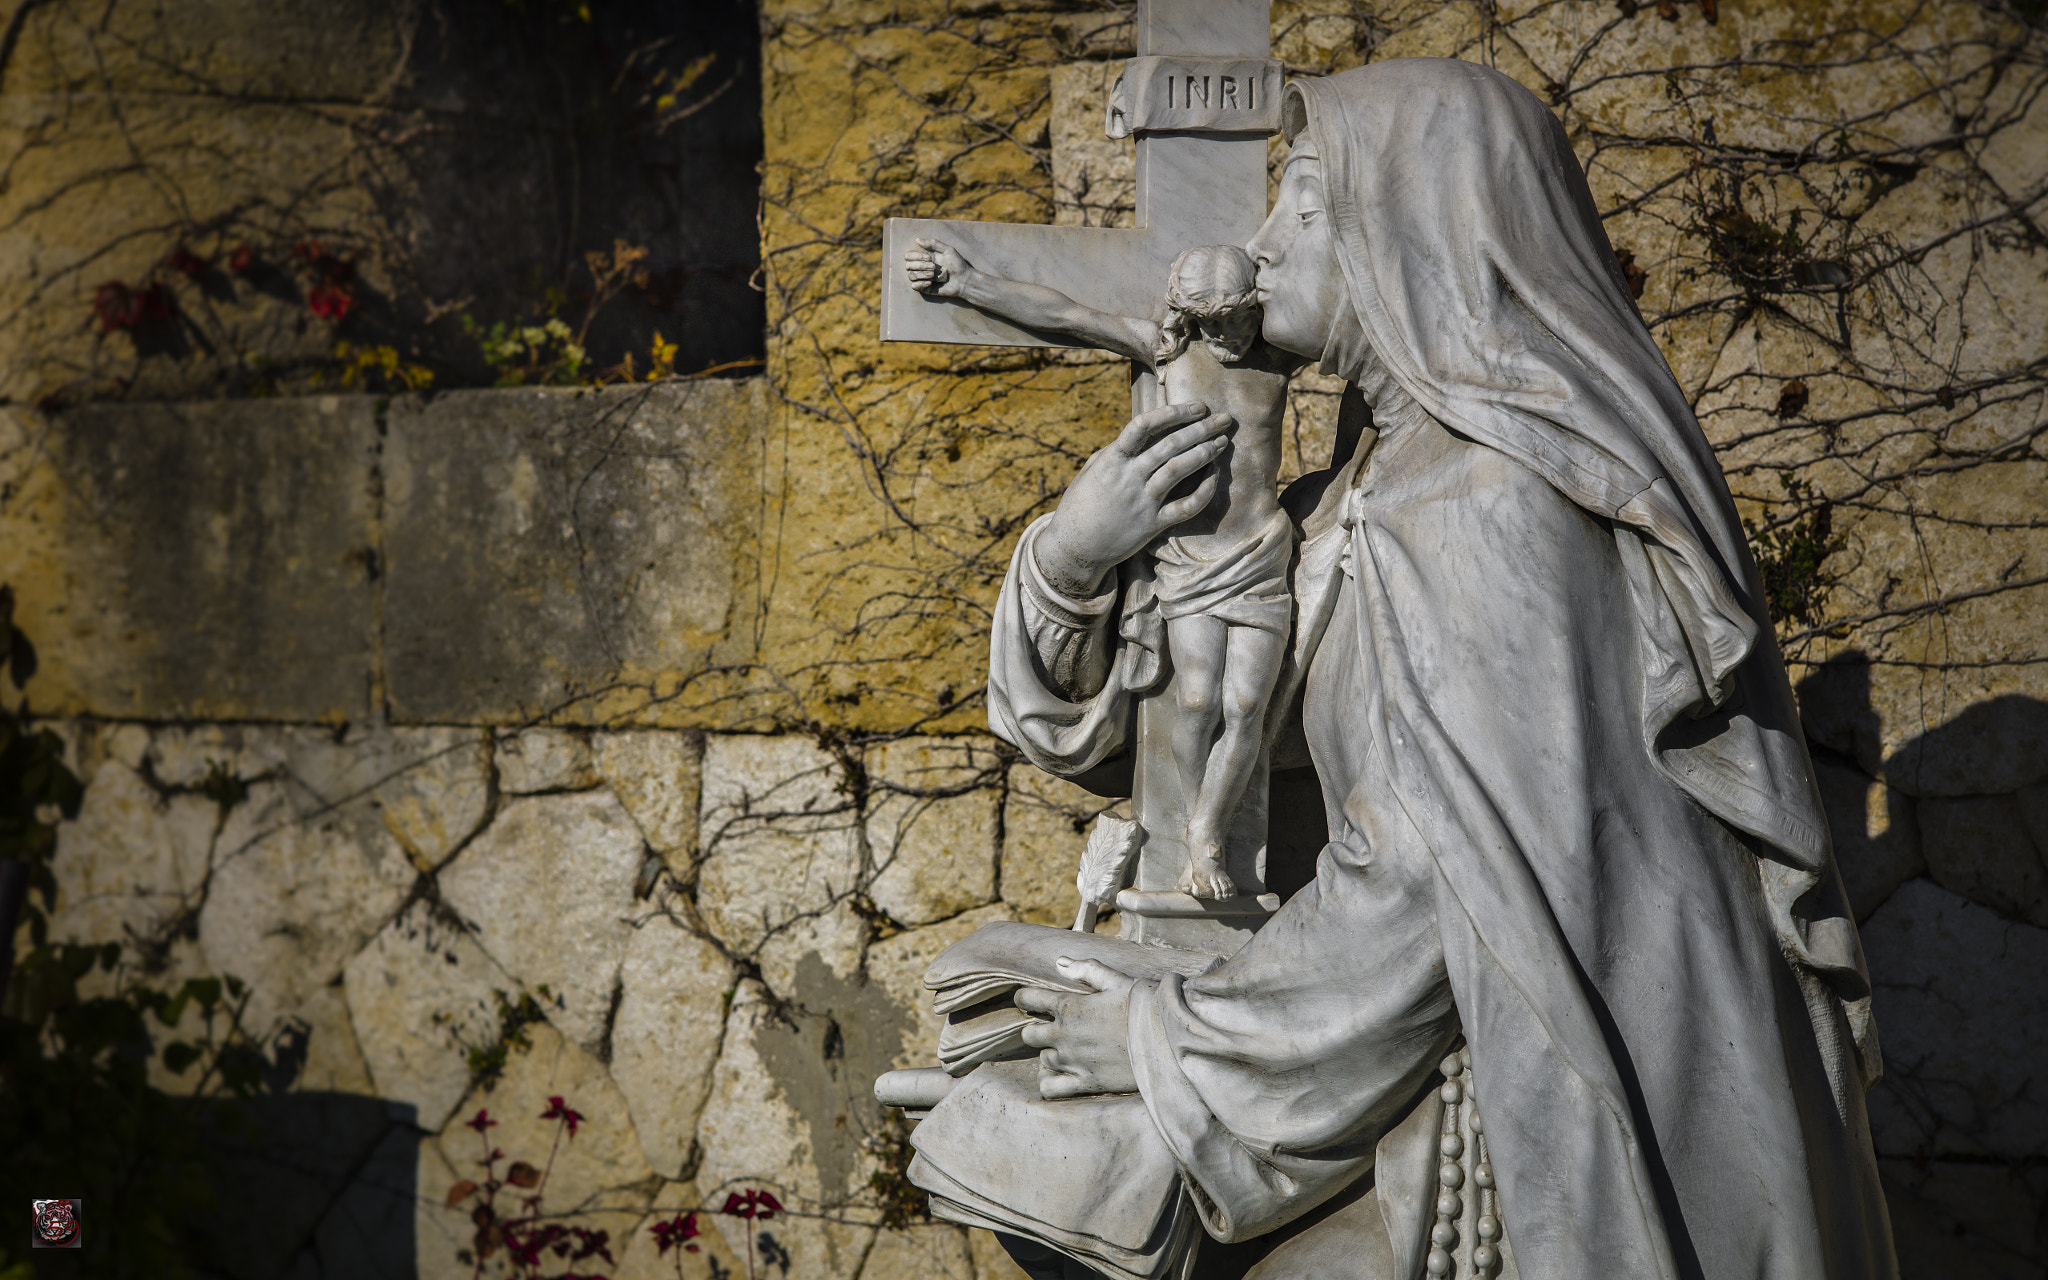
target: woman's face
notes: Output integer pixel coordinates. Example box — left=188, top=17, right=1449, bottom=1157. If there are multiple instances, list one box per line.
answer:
left=1246, top=141, right=1346, bottom=361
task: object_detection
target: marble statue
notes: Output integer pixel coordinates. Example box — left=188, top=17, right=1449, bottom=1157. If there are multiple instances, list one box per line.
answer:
left=876, top=32, right=1896, bottom=1280
left=904, top=237, right=1295, bottom=900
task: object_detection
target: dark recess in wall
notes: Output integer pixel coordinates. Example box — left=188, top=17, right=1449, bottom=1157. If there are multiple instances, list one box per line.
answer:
left=394, top=0, right=765, bottom=381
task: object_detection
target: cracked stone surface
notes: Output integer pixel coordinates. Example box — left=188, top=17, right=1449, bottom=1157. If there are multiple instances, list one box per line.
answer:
left=1861, top=877, right=2048, bottom=1160
left=695, top=734, right=862, bottom=955
left=865, top=737, right=1000, bottom=927
left=197, top=778, right=415, bottom=1037
left=608, top=917, right=735, bottom=1177
left=595, top=729, right=703, bottom=863
left=693, top=978, right=877, bottom=1280
left=344, top=899, right=516, bottom=1133
left=49, top=759, right=214, bottom=945
left=496, top=727, right=600, bottom=794
left=438, top=790, right=646, bottom=1053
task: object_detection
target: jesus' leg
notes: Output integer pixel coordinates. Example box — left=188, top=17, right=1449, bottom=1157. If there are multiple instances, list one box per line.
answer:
left=1165, top=613, right=1228, bottom=888
left=1181, top=621, right=1287, bottom=899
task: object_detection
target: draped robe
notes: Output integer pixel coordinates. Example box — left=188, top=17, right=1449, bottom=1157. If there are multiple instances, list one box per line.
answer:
left=986, top=60, right=1896, bottom=1280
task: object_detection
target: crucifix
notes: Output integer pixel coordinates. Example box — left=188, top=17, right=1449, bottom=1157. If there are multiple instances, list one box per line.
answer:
left=881, top=0, right=1284, bottom=955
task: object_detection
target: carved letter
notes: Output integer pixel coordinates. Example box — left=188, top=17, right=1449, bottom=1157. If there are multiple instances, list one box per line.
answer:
left=1222, top=77, right=1239, bottom=110
left=1187, top=75, right=1209, bottom=108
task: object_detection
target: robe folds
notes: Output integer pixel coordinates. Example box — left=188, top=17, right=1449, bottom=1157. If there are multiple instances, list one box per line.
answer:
left=986, top=58, right=1895, bottom=1280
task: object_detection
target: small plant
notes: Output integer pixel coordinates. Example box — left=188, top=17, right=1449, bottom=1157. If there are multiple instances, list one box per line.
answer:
left=318, top=341, right=435, bottom=393
left=717, top=1189, right=785, bottom=1280
left=446, top=1099, right=614, bottom=1279
left=1746, top=472, right=1847, bottom=631
left=466, top=317, right=589, bottom=387
left=438, top=987, right=554, bottom=1090
left=292, top=240, right=359, bottom=322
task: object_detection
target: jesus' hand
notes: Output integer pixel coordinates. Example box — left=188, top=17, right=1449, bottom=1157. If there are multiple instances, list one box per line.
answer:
left=905, top=237, right=973, bottom=297
left=1015, top=957, right=1141, bottom=1099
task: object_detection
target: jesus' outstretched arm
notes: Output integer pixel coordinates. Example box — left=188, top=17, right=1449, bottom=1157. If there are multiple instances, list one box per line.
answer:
left=905, top=237, right=1161, bottom=367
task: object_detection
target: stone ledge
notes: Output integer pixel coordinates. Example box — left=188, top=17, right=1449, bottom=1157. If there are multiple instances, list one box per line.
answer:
left=0, top=397, right=379, bottom=722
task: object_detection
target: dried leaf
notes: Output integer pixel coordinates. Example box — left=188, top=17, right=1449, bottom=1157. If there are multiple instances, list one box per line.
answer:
left=445, top=1179, right=479, bottom=1208
left=506, top=1161, right=541, bottom=1189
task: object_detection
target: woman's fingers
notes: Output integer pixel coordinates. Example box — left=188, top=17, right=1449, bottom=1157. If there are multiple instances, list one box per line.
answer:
left=1013, top=986, right=1060, bottom=1017
left=1056, top=956, right=1134, bottom=994
left=1158, top=474, right=1221, bottom=526
left=1115, top=401, right=1210, bottom=457
left=1144, top=435, right=1227, bottom=499
left=1020, top=1019, right=1056, bottom=1050
left=1137, top=412, right=1234, bottom=474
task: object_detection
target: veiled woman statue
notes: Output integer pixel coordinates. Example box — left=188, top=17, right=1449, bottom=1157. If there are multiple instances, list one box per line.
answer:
left=956, top=58, right=1894, bottom=1280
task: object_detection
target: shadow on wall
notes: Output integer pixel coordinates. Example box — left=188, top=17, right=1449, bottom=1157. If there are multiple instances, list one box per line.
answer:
left=183, top=1093, right=420, bottom=1280
left=1797, top=652, right=2048, bottom=1280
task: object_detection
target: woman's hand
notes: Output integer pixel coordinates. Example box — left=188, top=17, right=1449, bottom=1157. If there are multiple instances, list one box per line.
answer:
left=1015, top=957, right=1141, bottom=1099
left=1036, top=402, right=1233, bottom=597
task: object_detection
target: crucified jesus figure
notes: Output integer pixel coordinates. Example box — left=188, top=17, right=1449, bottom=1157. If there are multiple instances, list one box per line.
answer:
left=906, top=237, right=1297, bottom=899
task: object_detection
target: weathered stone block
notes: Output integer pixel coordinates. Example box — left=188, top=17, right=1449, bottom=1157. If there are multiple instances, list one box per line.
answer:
left=429, top=1021, right=655, bottom=1217
left=695, top=734, right=862, bottom=956
left=1919, top=793, right=2048, bottom=928
left=343, top=899, right=515, bottom=1133
left=1000, top=766, right=1124, bottom=927
left=496, top=727, right=600, bottom=794
left=381, top=382, right=766, bottom=727
left=0, top=398, right=378, bottom=721
left=596, top=729, right=704, bottom=862
left=865, top=738, right=1001, bottom=926
left=609, top=918, right=735, bottom=1177
left=694, top=979, right=878, bottom=1279
left=1862, top=878, right=2048, bottom=1159
left=437, top=791, right=647, bottom=1053
left=198, top=778, right=416, bottom=1036
left=1812, top=756, right=1923, bottom=920
left=49, top=759, right=214, bottom=946
left=860, top=1226, right=977, bottom=1280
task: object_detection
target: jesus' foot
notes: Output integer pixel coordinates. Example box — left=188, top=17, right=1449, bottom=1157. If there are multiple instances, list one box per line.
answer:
left=1177, top=846, right=1239, bottom=900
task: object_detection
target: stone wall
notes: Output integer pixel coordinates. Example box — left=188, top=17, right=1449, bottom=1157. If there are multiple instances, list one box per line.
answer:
left=2, top=1, right=2045, bottom=1278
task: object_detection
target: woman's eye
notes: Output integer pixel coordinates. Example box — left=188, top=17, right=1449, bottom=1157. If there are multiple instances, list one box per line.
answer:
left=1298, top=209, right=1322, bottom=224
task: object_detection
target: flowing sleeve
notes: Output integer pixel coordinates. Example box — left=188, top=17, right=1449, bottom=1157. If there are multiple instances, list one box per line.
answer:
left=987, top=516, right=1161, bottom=777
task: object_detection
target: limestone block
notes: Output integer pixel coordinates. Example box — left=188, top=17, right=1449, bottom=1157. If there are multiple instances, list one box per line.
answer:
left=695, top=735, right=863, bottom=955
left=1880, top=1155, right=2048, bottom=1280
left=437, top=791, right=646, bottom=1053
left=1001, top=767, right=1124, bottom=927
left=1861, top=878, right=2048, bottom=1158
left=1811, top=756, right=1923, bottom=920
left=865, top=738, right=1001, bottom=926
left=151, top=720, right=493, bottom=872
left=609, top=918, right=736, bottom=1177
left=430, top=1022, right=655, bottom=1218
left=285, top=980, right=378, bottom=1097
left=866, top=903, right=1017, bottom=1073
left=694, top=979, right=876, bottom=1280
left=860, top=1226, right=977, bottom=1280
left=381, top=381, right=767, bottom=727
left=596, top=730, right=704, bottom=862
left=197, top=779, right=414, bottom=1036
left=343, top=899, right=516, bottom=1133
left=48, top=760, right=213, bottom=946
left=496, top=728, right=599, bottom=794
left=756, top=899, right=870, bottom=1003
left=0, top=398, right=378, bottom=721
left=1918, top=794, right=2048, bottom=928
left=413, top=1142, right=475, bottom=1280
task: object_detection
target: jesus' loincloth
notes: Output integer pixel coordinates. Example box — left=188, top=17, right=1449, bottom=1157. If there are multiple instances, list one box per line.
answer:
left=1148, top=507, right=1296, bottom=635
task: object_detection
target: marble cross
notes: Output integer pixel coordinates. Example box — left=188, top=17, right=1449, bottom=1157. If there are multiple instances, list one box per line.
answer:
left=881, top=0, right=1286, bottom=954
left=879, top=0, right=1277, bottom=365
